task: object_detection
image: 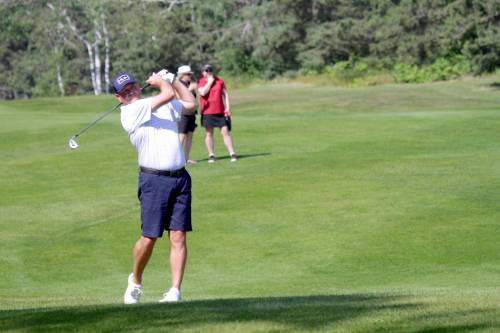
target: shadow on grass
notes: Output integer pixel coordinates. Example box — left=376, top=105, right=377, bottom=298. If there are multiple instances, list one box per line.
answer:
left=197, top=152, right=271, bottom=162
left=0, top=294, right=497, bottom=332
left=0, top=294, right=411, bottom=332
left=409, top=324, right=490, bottom=333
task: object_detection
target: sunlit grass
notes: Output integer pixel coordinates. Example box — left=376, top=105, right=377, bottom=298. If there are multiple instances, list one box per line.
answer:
left=0, top=77, right=500, bottom=332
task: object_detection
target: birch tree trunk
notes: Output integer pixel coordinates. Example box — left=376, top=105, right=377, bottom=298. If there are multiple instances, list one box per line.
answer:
left=56, top=62, right=64, bottom=96
left=83, top=39, right=98, bottom=95
left=47, top=2, right=101, bottom=95
left=102, top=13, right=110, bottom=94
left=47, top=3, right=65, bottom=96
left=94, top=26, right=102, bottom=94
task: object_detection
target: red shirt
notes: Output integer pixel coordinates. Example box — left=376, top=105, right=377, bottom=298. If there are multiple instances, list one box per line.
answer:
left=197, top=76, right=226, bottom=115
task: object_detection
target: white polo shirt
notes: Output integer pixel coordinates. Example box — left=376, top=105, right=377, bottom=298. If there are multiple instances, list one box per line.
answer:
left=120, top=97, right=185, bottom=171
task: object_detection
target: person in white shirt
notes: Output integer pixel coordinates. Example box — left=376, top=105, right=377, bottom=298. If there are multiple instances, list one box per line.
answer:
left=113, top=71, right=195, bottom=304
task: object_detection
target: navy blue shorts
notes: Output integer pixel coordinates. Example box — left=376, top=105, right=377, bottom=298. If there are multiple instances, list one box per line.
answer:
left=137, top=169, right=192, bottom=238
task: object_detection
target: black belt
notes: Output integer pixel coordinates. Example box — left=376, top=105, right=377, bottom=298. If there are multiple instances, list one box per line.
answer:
left=140, top=166, right=185, bottom=177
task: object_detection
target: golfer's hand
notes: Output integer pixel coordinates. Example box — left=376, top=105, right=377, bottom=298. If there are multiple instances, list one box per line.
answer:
left=146, top=73, right=168, bottom=87
left=155, top=69, right=175, bottom=84
left=224, top=109, right=231, bottom=117
left=207, top=75, right=215, bottom=85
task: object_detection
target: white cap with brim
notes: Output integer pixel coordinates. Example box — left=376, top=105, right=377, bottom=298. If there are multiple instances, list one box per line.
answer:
left=177, top=65, right=193, bottom=75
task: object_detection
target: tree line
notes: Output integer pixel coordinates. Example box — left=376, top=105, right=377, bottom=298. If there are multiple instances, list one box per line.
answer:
left=1, top=0, right=499, bottom=99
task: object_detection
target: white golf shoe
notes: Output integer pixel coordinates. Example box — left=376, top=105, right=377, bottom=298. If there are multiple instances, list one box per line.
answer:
left=158, top=287, right=181, bottom=303
left=124, top=273, right=142, bottom=304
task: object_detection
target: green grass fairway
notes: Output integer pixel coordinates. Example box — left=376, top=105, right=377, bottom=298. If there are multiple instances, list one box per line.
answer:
left=1, top=77, right=500, bottom=332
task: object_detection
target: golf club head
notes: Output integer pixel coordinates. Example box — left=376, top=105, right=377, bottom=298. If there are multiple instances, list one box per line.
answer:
left=68, top=136, right=79, bottom=150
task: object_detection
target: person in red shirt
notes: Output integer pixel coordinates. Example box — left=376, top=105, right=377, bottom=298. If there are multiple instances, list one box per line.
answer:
left=197, top=64, right=237, bottom=163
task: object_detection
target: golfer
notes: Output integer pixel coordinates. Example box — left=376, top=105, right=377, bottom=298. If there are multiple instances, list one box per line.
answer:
left=112, top=70, right=196, bottom=304
left=197, top=64, right=237, bottom=163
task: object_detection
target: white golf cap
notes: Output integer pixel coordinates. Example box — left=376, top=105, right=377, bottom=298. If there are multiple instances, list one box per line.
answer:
left=177, top=65, right=193, bottom=75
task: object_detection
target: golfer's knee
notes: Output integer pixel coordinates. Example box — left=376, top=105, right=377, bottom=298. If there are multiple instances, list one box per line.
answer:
left=170, top=231, right=186, bottom=248
left=140, top=236, right=157, bottom=247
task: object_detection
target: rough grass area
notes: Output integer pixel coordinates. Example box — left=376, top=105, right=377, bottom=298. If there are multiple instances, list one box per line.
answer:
left=1, top=78, right=499, bottom=332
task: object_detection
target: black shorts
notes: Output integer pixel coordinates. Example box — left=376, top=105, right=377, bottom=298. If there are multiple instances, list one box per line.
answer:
left=202, top=114, right=231, bottom=130
left=178, top=114, right=197, bottom=134
left=137, top=170, right=192, bottom=237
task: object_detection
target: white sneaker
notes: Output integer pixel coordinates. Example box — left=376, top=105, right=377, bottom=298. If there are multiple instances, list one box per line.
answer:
left=124, top=273, right=142, bottom=304
left=158, top=287, right=181, bottom=303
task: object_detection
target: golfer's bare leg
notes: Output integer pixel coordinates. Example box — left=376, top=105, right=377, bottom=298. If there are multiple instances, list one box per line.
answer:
left=133, top=236, right=157, bottom=284
left=220, top=126, right=235, bottom=155
left=205, top=128, right=215, bottom=156
left=169, top=230, right=187, bottom=290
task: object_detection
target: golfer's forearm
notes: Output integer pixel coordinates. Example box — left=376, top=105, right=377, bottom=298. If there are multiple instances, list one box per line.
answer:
left=151, top=81, right=175, bottom=110
left=173, top=80, right=196, bottom=113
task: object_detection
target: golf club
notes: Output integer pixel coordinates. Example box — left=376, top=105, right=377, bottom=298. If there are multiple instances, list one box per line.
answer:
left=68, top=83, right=150, bottom=150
